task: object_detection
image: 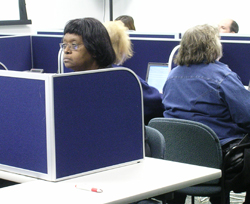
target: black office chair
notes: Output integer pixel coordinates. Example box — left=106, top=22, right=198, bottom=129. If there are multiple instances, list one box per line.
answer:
left=0, top=179, right=17, bottom=188
left=148, top=117, right=225, bottom=204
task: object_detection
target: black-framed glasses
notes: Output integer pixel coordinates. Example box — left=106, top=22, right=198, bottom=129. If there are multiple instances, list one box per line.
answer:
left=59, top=43, right=84, bottom=51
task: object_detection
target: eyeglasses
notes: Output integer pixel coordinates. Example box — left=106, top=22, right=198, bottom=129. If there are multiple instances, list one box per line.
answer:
left=59, top=43, right=84, bottom=51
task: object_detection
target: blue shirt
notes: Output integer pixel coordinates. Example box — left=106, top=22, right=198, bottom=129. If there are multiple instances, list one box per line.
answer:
left=112, top=65, right=164, bottom=124
left=162, top=61, right=250, bottom=146
left=138, top=76, right=164, bottom=124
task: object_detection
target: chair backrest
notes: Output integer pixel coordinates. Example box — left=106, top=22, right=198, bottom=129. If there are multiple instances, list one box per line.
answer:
left=145, top=126, right=166, bottom=159
left=148, top=118, right=223, bottom=169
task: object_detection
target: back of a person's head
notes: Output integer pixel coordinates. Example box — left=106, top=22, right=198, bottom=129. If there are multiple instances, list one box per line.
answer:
left=64, top=18, right=116, bottom=68
left=175, top=24, right=222, bottom=66
left=231, top=20, right=239, bottom=33
left=115, top=15, right=136, bottom=31
left=104, top=20, right=133, bottom=65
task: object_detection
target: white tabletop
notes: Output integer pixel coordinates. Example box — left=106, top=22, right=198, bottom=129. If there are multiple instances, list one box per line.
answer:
left=0, top=157, right=221, bottom=204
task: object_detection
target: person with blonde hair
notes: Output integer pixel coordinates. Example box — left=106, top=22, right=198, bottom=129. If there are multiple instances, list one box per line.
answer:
left=104, top=20, right=164, bottom=126
left=104, top=20, right=133, bottom=65
left=162, top=24, right=250, bottom=204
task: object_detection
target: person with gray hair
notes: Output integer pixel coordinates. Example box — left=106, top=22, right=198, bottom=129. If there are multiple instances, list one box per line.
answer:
left=162, top=24, right=250, bottom=204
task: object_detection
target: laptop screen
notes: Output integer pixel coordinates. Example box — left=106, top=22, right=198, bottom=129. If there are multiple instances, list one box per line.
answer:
left=145, top=62, right=170, bottom=93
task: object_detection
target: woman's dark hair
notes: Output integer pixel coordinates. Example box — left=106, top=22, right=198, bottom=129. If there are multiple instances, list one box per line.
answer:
left=175, top=24, right=222, bottom=66
left=64, top=18, right=116, bottom=68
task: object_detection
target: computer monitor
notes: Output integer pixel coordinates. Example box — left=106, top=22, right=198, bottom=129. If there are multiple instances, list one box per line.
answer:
left=145, top=62, right=170, bottom=93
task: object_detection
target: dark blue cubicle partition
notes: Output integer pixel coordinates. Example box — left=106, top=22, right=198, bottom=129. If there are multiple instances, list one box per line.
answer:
left=0, top=36, right=32, bottom=71
left=179, top=33, right=250, bottom=41
left=129, top=32, right=179, bottom=39
left=220, top=36, right=250, bottom=41
left=0, top=68, right=143, bottom=181
left=123, top=38, right=180, bottom=80
left=123, top=38, right=250, bottom=85
left=0, top=74, right=47, bottom=173
left=37, top=30, right=180, bottom=39
left=220, top=41, right=250, bottom=85
left=37, top=31, right=64, bottom=35
left=31, top=35, right=62, bottom=73
left=53, top=68, right=143, bottom=178
left=1, top=35, right=250, bottom=85
left=220, top=34, right=250, bottom=41
left=0, top=35, right=62, bottom=73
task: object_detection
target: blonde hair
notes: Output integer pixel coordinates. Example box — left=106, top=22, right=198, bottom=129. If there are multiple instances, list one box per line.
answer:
left=104, top=20, right=133, bottom=65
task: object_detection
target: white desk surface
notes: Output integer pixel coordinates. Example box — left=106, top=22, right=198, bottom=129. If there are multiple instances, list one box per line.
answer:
left=0, top=157, right=221, bottom=204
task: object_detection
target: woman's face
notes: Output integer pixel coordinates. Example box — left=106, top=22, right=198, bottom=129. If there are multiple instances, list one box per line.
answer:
left=62, top=33, right=98, bottom=71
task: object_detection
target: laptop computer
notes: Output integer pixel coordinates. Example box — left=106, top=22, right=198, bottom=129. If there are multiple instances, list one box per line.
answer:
left=145, top=62, right=170, bottom=93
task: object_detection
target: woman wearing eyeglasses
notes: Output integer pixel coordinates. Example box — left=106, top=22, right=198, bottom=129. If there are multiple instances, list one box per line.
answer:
left=61, top=18, right=116, bottom=71
left=61, top=17, right=164, bottom=126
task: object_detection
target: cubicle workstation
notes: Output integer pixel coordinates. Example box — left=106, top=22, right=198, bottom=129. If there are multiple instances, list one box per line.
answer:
left=0, top=68, right=144, bottom=181
left=122, top=37, right=250, bottom=86
left=1, top=34, right=250, bottom=85
left=56, top=36, right=250, bottom=86
left=0, top=35, right=62, bottom=73
left=0, top=33, right=223, bottom=203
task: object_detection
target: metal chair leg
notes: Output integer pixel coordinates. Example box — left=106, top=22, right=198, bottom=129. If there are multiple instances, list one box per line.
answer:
left=191, top=195, right=195, bottom=204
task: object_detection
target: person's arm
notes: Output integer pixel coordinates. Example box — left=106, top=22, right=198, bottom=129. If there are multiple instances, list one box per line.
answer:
left=138, top=77, right=164, bottom=125
left=221, top=73, right=250, bottom=130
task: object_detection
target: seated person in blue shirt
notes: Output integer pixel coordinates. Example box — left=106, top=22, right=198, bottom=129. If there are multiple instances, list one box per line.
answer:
left=104, top=20, right=164, bottom=125
left=162, top=24, right=250, bottom=204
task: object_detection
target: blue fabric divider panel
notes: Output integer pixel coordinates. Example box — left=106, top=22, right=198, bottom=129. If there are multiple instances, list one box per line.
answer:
left=220, top=42, right=250, bottom=85
left=37, top=31, right=63, bottom=35
left=123, top=39, right=180, bottom=80
left=53, top=69, right=143, bottom=178
left=220, top=36, right=250, bottom=41
left=0, top=76, right=47, bottom=173
left=122, top=38, right=250, bottom=85
left=31, top=35, right=62, bottom=73
left=129, top=34, right=176, bottom=38
left=0, top=36, right=32, bottom=71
